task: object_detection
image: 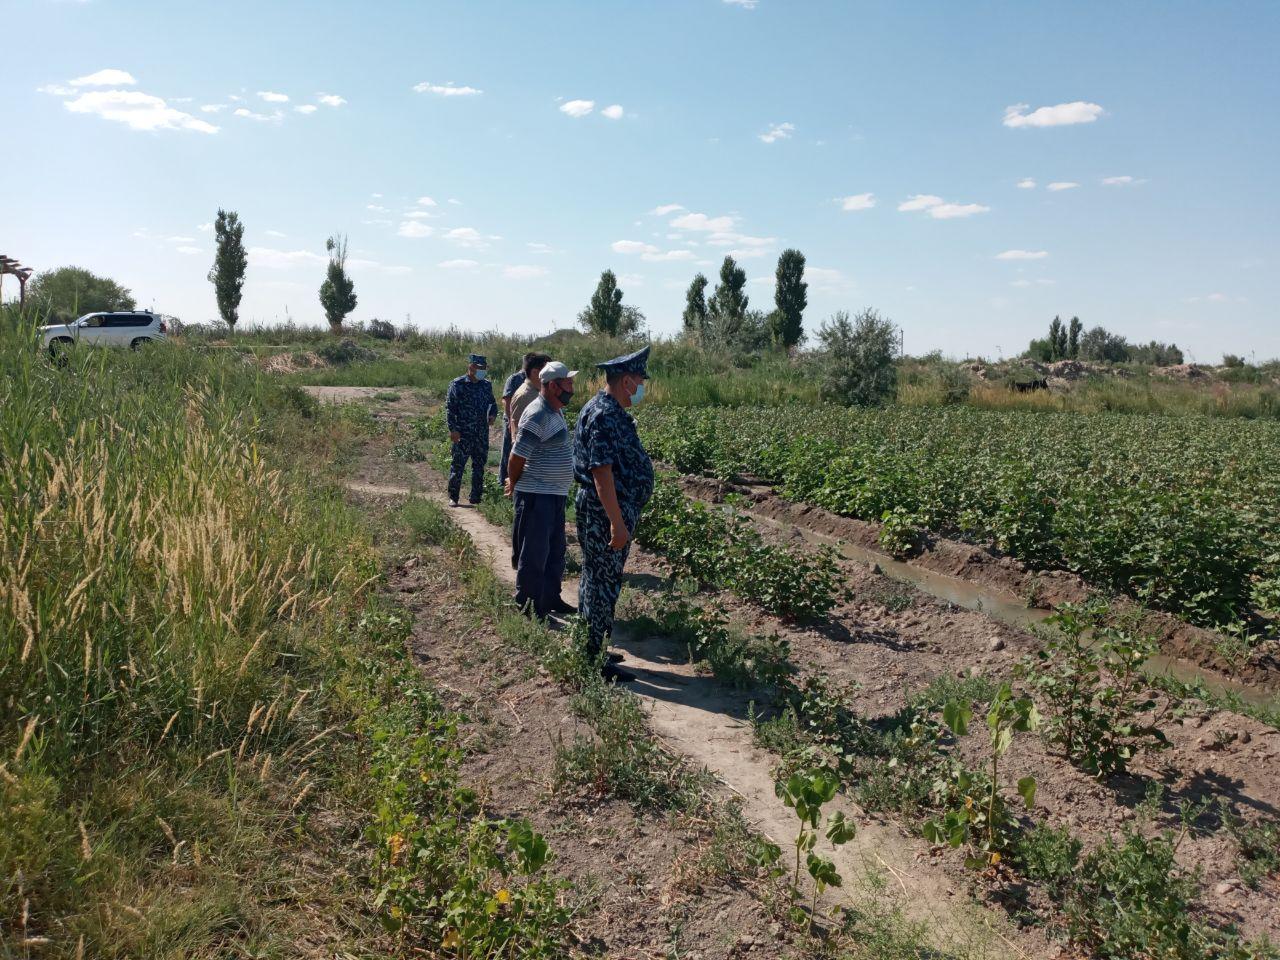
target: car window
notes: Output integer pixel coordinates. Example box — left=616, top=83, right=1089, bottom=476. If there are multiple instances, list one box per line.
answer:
left=82, top=315, right=105, bottom=327
left=107, top=314, right=149, bottom=327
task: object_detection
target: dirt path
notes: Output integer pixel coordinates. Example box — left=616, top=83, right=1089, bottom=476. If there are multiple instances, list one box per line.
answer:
left=347, top=474, right=1050, bottom=959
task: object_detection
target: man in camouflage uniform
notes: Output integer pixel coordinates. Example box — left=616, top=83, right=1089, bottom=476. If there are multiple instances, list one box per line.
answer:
left=445, top=353, right=498, bottom=506
left=572, top=346, right=654, bottom=682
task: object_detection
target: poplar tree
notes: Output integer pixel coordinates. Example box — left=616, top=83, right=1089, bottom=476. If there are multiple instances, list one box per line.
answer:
left=577, top=269, right=625, bottom=336
left=682, top=273, right=708, bottom=336
left=207, top=209, right=247, bottom=331
left=319, top=234, right=357, bottom=332
left=771, top=248, right=808, bottom=348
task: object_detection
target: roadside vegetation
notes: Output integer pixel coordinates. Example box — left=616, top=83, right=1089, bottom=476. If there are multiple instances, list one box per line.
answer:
left=0, top=321, right=573, bottom=956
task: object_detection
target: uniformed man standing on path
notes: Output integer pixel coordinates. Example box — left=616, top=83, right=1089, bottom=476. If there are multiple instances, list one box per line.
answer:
left=445, top=353, right=498, bottom=506
left=572, top=346, right=655, bottom=682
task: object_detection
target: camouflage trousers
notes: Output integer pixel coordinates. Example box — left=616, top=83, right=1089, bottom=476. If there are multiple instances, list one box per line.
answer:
left=574, top=495, right=632, bottom=659
left=448, top=435, right=488, bottom=504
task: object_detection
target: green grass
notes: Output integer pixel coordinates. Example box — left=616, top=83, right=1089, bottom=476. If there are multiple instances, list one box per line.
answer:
left=0, top=322, right=573, bottom=956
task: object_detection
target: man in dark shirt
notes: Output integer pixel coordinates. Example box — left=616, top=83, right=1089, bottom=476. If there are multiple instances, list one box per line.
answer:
left=499, top=353, right=549, bottom=488
left=572, top=346, right=655, bottom=682
left=445, top=353, right=498, bottom=505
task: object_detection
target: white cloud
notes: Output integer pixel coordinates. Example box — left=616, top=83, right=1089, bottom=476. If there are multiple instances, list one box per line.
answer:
left=448, top=198, right=462, bottom=205
left=367, top=204, right=389, bottom=213
left=1011, top=278, right=1056, bottom=287
left=265, top=229, right=286, bottom=238
left=361, top=218, right=393, bottom=226
left=417, top=196, right=437, bottom=207
left=996, top=249, right=1049, bottom=260
left=838, top=193, right=876, bottom=211
left=503, top=265, right=547, bottom=279
left=65, top=89, right=218, bottom=134
left=560, top=99, right=594, bottom=118
left=758, top=121, right=795, bottom=144
left=612, top=240, right=656, bottom=256
left=806, top=267, right=851, bottom=292
left=601, top=104, right=624, bottom=120
left=444, top=227, right=489, bottom=249
left=1101, top=175, right=1144, bottom=185
left=526, top=242, right=555, bottom=254
left=249, top=247, right=326, bottom=269
left=397, top=221, right=433, bottom=238
left=670, top=212, right=736, bottom=232
left=898, top=194, right=989, bottom=219
left=258, top=91, right=289, bottom=103
left=898, top=194, right=944, bottom=212
left=929, top=203, right=990, bottom=219
left=200, top=104, right=226, bottom=113
left=650, top=203, right=684, bottom=216
left=175, top=246, right=202, bottom=255
left=1003, top=101, right=1105, bottom=128
left=233, top=107, right=281, bottom=122
left=347, top=258, right=412, bottom=276
left=1188, top=292, right=1245, bottom=303
left=438, top=259, right=479, bottom=269
left=196, top=223, right=213, bottom=232
left=1017, top=178, right=1036, bottom=189
left=611, top=240, right=697, bottom=262
left=70, top=69, right=137, bottom=87
left=401, top=211, right=434, bottom=220
left=294, top=104, right=318, bottom=114
left=1047, top=181, right=1078, bottom=191
left=413, top=81, right=482, bottom=97
left=724, top=0, right=759, bottom=8
left=37, top=84, right=75, bottom=96
left=317, top=93, right=346, bottom=107
left=707, top=232, right=772, bottom=248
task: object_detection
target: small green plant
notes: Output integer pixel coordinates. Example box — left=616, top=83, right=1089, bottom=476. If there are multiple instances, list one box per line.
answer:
left=878, top=505, right=925, bottom=557
left=776, top=768, right=856, bottom=929
left=924, top=685, right=1038, bottom=869
left=1222, top=811, right=1280, bottom=889
left=1019, top=603, right=1169, bottom=777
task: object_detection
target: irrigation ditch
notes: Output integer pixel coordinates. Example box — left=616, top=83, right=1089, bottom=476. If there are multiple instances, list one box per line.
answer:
left=320, top=387, right=1280, bottom=956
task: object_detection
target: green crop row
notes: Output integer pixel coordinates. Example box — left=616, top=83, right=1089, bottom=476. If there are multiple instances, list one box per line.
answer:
left=636, top=479, right=842, bottom=621
left=639, top=405, right=1280, bottom=631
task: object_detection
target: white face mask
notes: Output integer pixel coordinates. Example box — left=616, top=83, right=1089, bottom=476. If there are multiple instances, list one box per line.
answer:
left=473, top=369, right=487, bottom=381
left=631, top=381, right=646, bottom=404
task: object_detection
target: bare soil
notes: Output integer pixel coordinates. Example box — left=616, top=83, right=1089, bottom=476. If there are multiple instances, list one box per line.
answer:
left=346, top=400, right=1280, bottom=951
left=677, top=475, right=1280, bottom=692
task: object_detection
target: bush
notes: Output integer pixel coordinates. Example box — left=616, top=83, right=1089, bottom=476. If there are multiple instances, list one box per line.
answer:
left=817, top=308, right=898, bottom=407
left=368, top=318, right=399, bottom=341
left=317, top=337, right=376, bottom=365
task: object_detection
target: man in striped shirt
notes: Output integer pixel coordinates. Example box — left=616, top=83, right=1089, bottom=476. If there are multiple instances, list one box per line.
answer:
left=505, top=361, right=577, bottom=618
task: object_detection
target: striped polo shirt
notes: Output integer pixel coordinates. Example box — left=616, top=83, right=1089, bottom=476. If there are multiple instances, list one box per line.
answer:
left=512, top=395, right=574, bottom=496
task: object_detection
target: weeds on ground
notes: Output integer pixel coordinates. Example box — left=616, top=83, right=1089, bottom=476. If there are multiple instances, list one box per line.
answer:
left=637, top=593, right=795, bottom=689
left=1019, top=602, right=1171, bottom=777
left=636, top=479, right=842, bottom=620
left=1221, top=811, right=1280, bottom=889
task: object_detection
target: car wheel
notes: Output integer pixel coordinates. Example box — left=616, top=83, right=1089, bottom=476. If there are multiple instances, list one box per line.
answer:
left=130, top=337, right=152, bottom=351
left=48, top=337, right=74, bottom=366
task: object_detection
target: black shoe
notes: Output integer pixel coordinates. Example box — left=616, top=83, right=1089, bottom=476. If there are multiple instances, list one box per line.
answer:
left=601, top=662, right=636, bottom=683
left=606, top=651, right=624, bottom=663
left=549, top=598, right=577, bottom=615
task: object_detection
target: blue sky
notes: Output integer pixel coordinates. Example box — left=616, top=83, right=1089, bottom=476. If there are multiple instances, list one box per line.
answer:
left=4, top=0, right=1278, bottom=360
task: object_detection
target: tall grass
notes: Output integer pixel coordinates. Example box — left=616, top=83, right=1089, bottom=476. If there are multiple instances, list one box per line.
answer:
left=0, top=322, right=380, bottom=953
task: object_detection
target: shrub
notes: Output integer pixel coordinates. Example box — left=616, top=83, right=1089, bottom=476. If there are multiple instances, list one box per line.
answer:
left=816, top=308, right=899, bottom=406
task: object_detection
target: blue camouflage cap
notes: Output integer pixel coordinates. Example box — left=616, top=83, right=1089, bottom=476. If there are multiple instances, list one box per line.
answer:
left=595, top=345, right=650, bottom=377
left=467, top=353, right=488, bottom=367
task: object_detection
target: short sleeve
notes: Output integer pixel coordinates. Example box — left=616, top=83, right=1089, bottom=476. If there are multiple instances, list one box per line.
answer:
left=584, top=411, right=619, bottom=471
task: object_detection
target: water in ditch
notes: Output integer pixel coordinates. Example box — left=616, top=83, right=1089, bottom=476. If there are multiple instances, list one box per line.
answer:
left=746, top=509, right=1280, bottom=714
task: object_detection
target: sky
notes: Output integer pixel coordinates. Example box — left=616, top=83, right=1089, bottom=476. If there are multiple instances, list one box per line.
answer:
left=3, top=0, right=1278, bottom=360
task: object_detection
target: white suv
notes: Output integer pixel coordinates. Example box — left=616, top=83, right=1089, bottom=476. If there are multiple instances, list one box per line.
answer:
left=42, top=311, right=169, bottom=353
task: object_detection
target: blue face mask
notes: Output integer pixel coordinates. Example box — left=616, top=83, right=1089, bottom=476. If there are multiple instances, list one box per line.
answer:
left=631, top=381, right=645, bottom=405
left=474, top=369, right=488, bottom=381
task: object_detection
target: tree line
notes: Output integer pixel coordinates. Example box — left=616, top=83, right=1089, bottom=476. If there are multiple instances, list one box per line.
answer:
left=1028, top=315, right=1184, bottom=365
left=577, top=250, right=810, bottom=352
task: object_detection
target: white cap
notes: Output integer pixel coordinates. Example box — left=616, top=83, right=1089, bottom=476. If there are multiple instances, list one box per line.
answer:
left=539, top=360, right=579, bottom=382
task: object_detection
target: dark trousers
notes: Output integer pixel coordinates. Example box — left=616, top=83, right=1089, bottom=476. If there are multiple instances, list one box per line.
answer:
left=448, top=435, right=488, bottom=504
left=512, top=491, right=567, bottom=616
left=498, top=421, right=514, bottom=487
left=575, top=494, right=632, bottom=658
